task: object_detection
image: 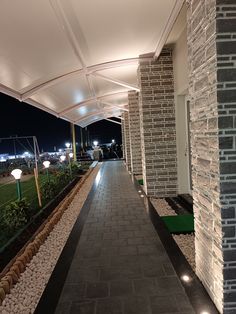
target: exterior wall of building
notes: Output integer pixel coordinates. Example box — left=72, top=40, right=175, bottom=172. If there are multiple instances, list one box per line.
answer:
left=128, top=91, right=142, bottom=174
left=138, top=49, right=178, bottom=197
left=173, top=26, right=191, bottom=194
left=187, top=0, right=236, bottom=312
left=123, top=111, right=131, bottom=171
left=121, top=116, right=125, bottom=159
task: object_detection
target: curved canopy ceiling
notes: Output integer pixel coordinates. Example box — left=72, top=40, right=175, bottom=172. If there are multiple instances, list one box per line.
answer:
left=0, top=0, right=184, bottom=127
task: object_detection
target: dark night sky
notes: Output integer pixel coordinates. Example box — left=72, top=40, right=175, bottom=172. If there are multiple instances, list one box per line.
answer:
left=0, top=92, right=121, bottom=155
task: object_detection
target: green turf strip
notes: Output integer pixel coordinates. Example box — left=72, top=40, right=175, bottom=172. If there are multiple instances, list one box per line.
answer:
left=138, top=179, right=143, bottom=185
left=161, top=214, right=194, bottom=234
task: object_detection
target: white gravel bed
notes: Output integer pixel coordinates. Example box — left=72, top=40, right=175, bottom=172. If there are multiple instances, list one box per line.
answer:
left=151, top=198, right=195, bottom=272
left=151, top=198, right=177, bottom=216
left=173, top=233, right=196, bottom=271
left=0, top=166, right=100, bottom=314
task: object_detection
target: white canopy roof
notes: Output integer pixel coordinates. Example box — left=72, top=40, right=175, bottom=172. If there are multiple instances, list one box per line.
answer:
left=0, top=0, right=184, bottom=127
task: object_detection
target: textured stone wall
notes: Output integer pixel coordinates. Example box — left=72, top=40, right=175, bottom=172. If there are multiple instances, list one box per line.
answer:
left=138, top=49, right=177, bottom=197
left=123, top=111, right=131, bottom=171
left=121, top=116, right=125, bottom=159
left=187, top=0, right=236, bottom=312
left=128, top=91, right=142, bottom=174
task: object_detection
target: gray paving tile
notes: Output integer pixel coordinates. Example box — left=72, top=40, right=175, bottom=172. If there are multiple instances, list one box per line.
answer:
left=150, top=295, right=180, bottom=313
left=70, top=301, right=95, bottom=314
left=59, top=283, right=86, bottom=303
left=66, top=267, right=100, bottom=283
left=133, top=278, right=157, bottom=295
left=86, top=282, right=109, bottom=298
left=55, top=161, right=194, bottom=314
left=96, top=298, right=123, bottom=314
left=123, top=295, right=151, bottom=314
left=155, top=276, right=184, bottom=295
left=119, top=246, right=138, bottom=256
left=110, top=280, right=133, bottom=297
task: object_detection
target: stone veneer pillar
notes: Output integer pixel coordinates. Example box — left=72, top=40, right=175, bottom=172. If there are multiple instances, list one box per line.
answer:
left=123, top=111, right=131, bottom=171
left=138, top=49, right=177, bottom=197
left=187, top=0, right=236, bottom=312
left=128, top=91, right=142, bottom=174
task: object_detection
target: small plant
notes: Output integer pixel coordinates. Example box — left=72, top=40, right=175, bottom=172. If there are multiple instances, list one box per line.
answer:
left=55, top=171, right=70, bottom=189
left=71, top=162, right=81, bottom=176
left=41, top=181, right=57, bottom=201
left=2, top=198, right=30, bottom=231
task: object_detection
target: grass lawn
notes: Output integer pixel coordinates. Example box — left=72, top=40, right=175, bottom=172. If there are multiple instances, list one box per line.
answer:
left=0, top=175, right=49, bottom=211
left=0, top=174, right=53, bottom=249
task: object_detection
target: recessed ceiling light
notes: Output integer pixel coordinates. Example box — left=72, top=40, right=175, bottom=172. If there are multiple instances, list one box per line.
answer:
left=140, top=194, right=144, bottom=198
left=138, top=190, right=142, bottom=193
left=201, top=311, right=210, bottom=314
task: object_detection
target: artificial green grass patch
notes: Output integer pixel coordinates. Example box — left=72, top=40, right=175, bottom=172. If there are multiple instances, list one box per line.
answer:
left=138, top=179, right=143, bottom=185
left=161, top=214, right=194, bottom=234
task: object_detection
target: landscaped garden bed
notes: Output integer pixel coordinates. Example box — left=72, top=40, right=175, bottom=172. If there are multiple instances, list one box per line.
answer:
left=0, top=161, right=92, bottom=271
left=0, top=163, right=100, bottom=313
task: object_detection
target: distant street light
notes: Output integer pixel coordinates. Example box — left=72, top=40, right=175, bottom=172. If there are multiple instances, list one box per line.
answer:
left=43, top=160, right=50, bottom=182
left=65, top=142, right=70, bottom=148
left=69, top=153, right=73, bottom=158
left=11, top=169, right=22, bottom=200
left=112, top=139, right=115, bottom=143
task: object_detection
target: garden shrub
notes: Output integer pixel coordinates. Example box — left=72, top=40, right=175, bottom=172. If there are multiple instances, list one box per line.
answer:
left=71, top=162, right=81, bottom=175
left=2, top=198, right=30, bottom=232
left=41, top=181, right=57, bottom=201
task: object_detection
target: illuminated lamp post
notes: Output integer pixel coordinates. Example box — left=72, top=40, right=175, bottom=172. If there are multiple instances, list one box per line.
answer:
left=93, top=140, right=98, bottom=147
left=60, top=155, right=66, bottom=173
left=43, top=160, right=50, bottom=183
left=68, top=152, right=73, bottom=178
left=11, top=169, right=22, bottom=200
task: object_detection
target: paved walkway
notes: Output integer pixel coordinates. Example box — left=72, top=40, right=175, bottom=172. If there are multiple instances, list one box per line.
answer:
left=55, top=161, right=194, bottom=314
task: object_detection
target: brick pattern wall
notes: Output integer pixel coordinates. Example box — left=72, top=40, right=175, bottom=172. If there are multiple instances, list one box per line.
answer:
left=138, top=49, right=177, bottom=197
left=123, top=111, right=131, bottom=171
left=128, top=91, right=142, bottom=174
left=121, top=116, right=125, bottom=159
left=187, top=0, right=236, bottom=312
left=217, top=0, right=236, bottom=312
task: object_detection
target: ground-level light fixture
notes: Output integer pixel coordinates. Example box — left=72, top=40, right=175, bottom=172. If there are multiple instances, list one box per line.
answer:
left=11, top=169, right=22, bottom=200
left=65, top=142, right=70, bottom=148
left=181, top=274, right=190, bottom=283
left=93, top=140, right=98, bottom=147
left=43, top=160, right=51, bottom=182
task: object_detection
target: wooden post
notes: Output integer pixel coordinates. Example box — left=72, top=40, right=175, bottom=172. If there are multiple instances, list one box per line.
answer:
left=34, top=168, right=42, bottom=207
left=71, top=123, right=77, bottom=162
left=80, top=127, right=84, bottom=155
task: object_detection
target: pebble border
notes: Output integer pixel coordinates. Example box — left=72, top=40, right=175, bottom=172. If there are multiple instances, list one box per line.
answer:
left=0, top=166, right=99, bottom=314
